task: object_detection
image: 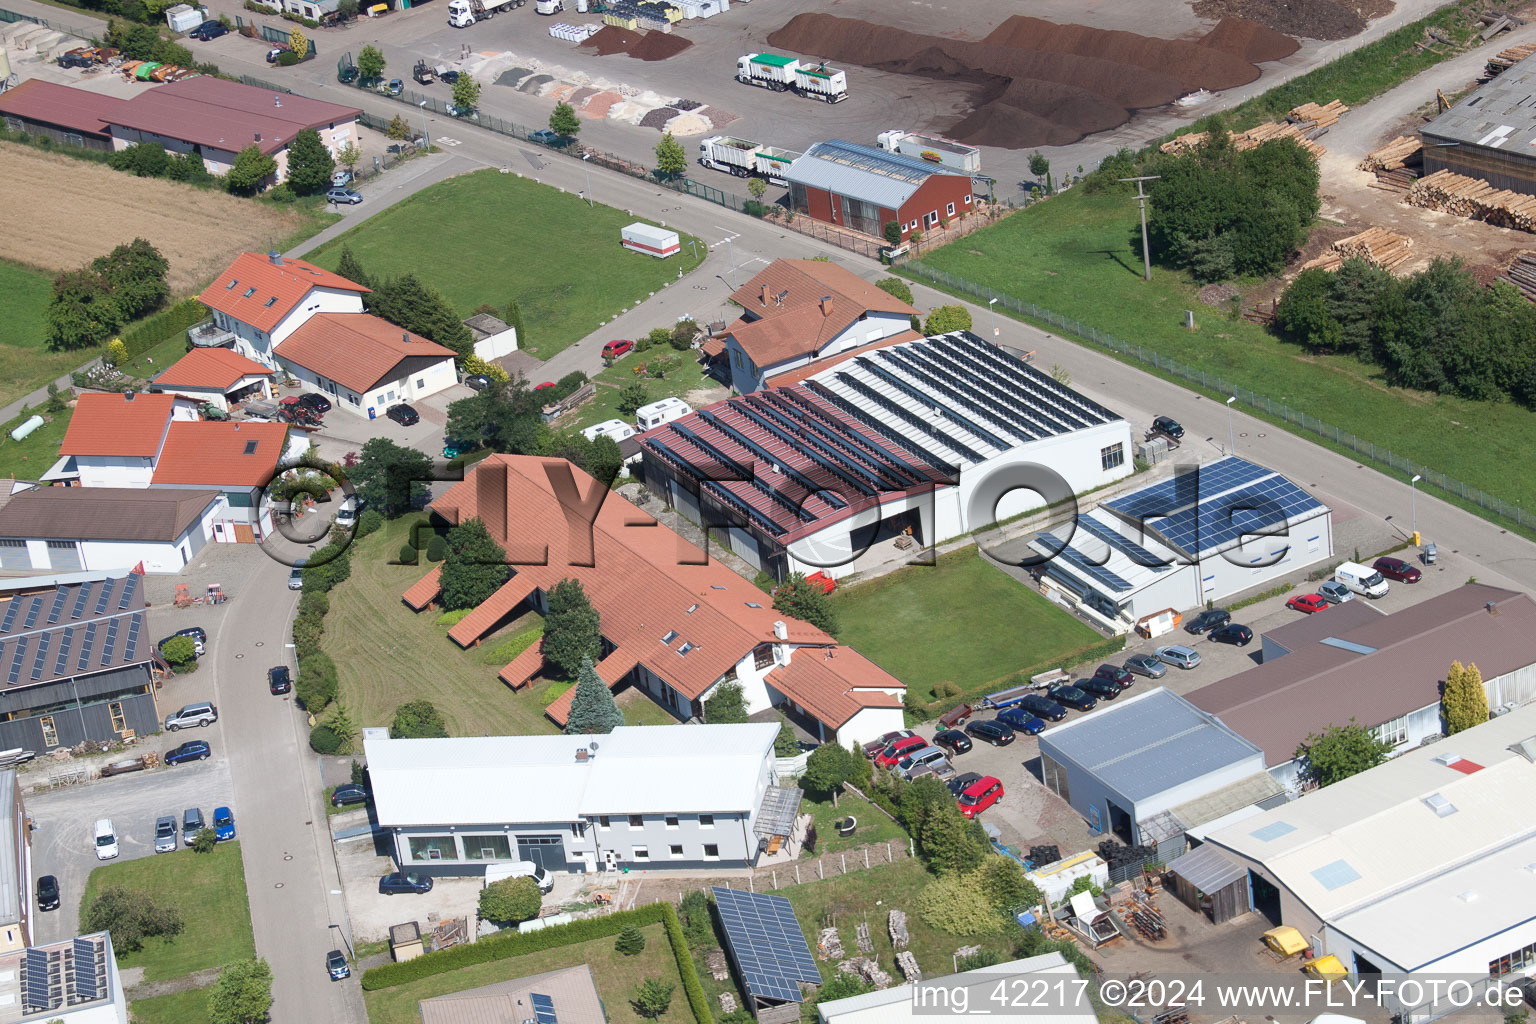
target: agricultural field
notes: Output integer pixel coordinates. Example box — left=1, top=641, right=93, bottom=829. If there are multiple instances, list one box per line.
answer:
left=306, top=169, right=704, bottom=360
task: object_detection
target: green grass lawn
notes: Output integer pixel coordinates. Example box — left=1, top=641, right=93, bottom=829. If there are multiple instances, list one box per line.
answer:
left=0, top=402, right=72, bottom=481
left=128, top=986, right=213, bottom=1024
left=615, top=687, right=681, bottom=726
left=832, top=550, right=1101, bottom=701
left=0, top=260, right=50, bottom=351
left=79, top=843, right=254, bottom=983
left=779, top=857, right=1014, bottom=985
left=803, top=793, right=907, bottom=855
left=570, top=350, right=716, bottom=432
left=307, top=169, right=704, bottom=360
left=913, top=188, right=1536, bottom=520
left=328, top=517, right=564, bottom=736
left=119, top=330, right=193, bottom=380
left=363, top=923, right=685, bottom=1024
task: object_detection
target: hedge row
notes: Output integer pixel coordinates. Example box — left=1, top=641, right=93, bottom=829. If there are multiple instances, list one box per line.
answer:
left=362, top=903, right=666, bottom=990
left=118, top=298, right=206, bottom=360
left=661, top=901, right=714, bottom=1024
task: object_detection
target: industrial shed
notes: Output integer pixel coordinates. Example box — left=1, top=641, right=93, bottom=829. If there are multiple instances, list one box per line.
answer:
left=641, top=331, right=1132, bottom=581
left=783, top=140, right=978, bottom=241
left=1422, top=52, right=1536, bottom=195
left=1037, top=688, right=1284, bottom=853
left=1166, top=843, right=1251, bottom=924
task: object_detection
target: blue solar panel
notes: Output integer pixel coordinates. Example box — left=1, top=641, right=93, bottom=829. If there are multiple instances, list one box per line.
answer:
left=70, top=582, right=92, bottom=620
left=76, top=622, right=96, bottom=673
left=93, top=580, right=115, bottom=616
left=712, top=887, right=821, bottom=1005
left=72, top=937, right=100, bottom=1000
left=30, top=633, right=50, bottom=681
left=1106, top=469, right=1203, bottom=522
left=21, top=598, right=42, bottom=630
left=54, top=628, right=74, bottom=676
left=7, top=637, right=27, bottom=686
left=1074, top=515, right=1171, bottom=573
left=46, top=588, right=67, bottom=625
left=1035, top=535, right=1133, bottom=593
left=1154, top=478, right=1322, bottom=556
left=0, top=599, right=18, bottom=634
left=118, top=574, right=139, bottom=610
left=530, top=992, right=558, bottom=1024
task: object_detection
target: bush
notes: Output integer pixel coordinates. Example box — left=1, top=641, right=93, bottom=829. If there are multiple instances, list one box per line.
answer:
left=875, top=277, right=914, bottom=304
left=425, top=535, right=448, bottom=562
left=296, top=652, right=339, bottom=711
left=276, top=48, right=302, bottom=65
left=191, top=826, right=218, bottom=853
left=82, top=885, right=184, bottom=952
left=159, top=635, right=197, bottom=667
left=479, top=876, right=541, bottom=924
left=742, top=200, right=767, bottom=218
left=355, top=507, right=384, bottom=538
left=291, top=612, right=324, bottom=660
left=914, top=873, right=1006, bottom=934
left=679, top=890, right=712, bottom=948
left=398, top=542, right=419, bottom=565
left=308, top=725, right=344, bottom=754
left=660, top=901, right=711, bottom=1024
left=298, top=590, right=329, bottom=620
left=266, top=182, right=298, bottom=202
left=553, top=371, right=588, bottom=401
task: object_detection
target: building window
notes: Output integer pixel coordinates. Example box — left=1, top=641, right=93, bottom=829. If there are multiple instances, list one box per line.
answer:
left=1491, top=942, right=1536, bottom=977
left=415, top=377, right=425, bottom=389
left=703, top=844, right=719, bottom=860
left=463, top=834, right=513, bottom=860
left=407, top=835, right=459, bottom=861
left=665, top=816, right=679, bottom=829
left=670, top=844, right=684, bottom=858
left=108, top=702, right=126, bottom=733
left=628, top=814, right=644, bottom=828
left=39, top=716, right=57, bottom=748
left=632, top=847, right=649, bottom=861
left=963, top=194, right=973, bottom=204
left=924, top=211, right=939, bottom=229
left=753, top=645, right=774, bottom=670
left=598, top=816, right=611, bottom=829
left=946, top=202, right=956, bottom=217
left=1100, top=443, right=1125, bottom=471
left=698, top=815, right=715, bottom=828
left=661, top=630, right=678, bottom=644
left=908, top=220, right=918, bottom=231
left=1376, top=714, right=1410, bottom=747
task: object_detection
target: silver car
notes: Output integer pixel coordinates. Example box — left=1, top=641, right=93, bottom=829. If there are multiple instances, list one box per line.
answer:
left=1123, top=653, right=1167, bottom=679
left=164, top=702, right=218, bottom=731
left=153, top=816, right=178, bottom=854
left=1318, top=580, right=1354, bottom=604
left=1155, top=645, right=1202, bottom=670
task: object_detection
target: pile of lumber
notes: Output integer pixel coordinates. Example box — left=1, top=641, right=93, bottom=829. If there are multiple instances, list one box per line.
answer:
left=1486, top=40, right=1536, bottom=77
left=1300, top=227, right=1414, bottom=273
left=888, top=910, right=909, bottom=951
left=837, top=957, right=892, bottom=989
left=895, top=950, right=921, bottom=982
left=1407, top=169, right=1536, bottom=231
left=1499, top=251, right=1536, bottom=300
left=1360, top=136, right=1422, bottom=172
left=1159, top=121, right=1326, bottom=158
left=1289, top=99, right=1348, bottom=128
left=1369, top=167, right=1420, bottom=193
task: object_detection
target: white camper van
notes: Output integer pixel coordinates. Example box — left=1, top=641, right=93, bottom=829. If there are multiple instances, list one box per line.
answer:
left=635, top=397, right=691, bottom=432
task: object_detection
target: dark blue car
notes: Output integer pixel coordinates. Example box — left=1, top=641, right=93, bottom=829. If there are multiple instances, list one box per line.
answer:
left=995, top=707, right=1047, bottom=734
left=212, top=806, right=236, bottom=841
left=164, top=740, right=211, bottom=766
left=1013, top=694, right=1068, bottom=722
left=379, top=872, right=433, bottom=895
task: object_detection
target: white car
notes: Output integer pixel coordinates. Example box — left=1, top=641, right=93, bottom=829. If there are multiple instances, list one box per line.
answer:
left=94, top=819, right=119, bottom=861
left=1154, top=645, right=1202, bottom=670
left=331, top=169, right=353, bottom=187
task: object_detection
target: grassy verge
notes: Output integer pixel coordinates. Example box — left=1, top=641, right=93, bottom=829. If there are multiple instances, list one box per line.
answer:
left=832, top=549, right=1101, bottom=702
left=615, top=687, right=682, bottom=726
left=908, top=189, right=1536, bottom=529
left=327, top=516, right=563, bottom=735
left=0, top=260, right=51, bottom=351
left=307, top=169, right=704, bottom=360
left=362, top=923, right=685, bottom=1024
left=119, top=331, right=193, bottom=380
left=802, top=792, right=907, bottom=854
left=80, top=843, right=254, bottom=983
left=127, top=986, right=213, bottom=1024
left=0, top=402, right=72, bottom=481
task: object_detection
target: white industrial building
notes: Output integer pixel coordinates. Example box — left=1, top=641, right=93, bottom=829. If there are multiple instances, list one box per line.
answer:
left=362, top=723, right=805, bottom=875
left=0, top=488, right=222, bottom=574
left=1029, top=457, right=1333, bottom=630
left=0, top=931, right=128, bottom=1024
left=1037, top=687, right=1285, bottom=856
left=642, top=331, right=1133, bottom=581
left=1200, top=705, right=1536, bottom=1008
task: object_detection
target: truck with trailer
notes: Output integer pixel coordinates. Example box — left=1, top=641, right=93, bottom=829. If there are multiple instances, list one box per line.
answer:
left=534, top=0, right=563, bottom=12
left=875, top=129, right=981, bottom=174
left=447, top=0, right=523, bottom=27
left=736, top=53, right=848, bottom=103
left=697, top=136, right=798, bottom=184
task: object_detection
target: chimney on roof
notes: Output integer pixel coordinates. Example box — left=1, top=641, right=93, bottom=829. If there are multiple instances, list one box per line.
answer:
left=773, top=620, right=788, bottom=641
left=820, top=296, right=833, bottom=317
left=402, top=332, right=409, bottom=343
left=760, top=285, right=769, bottom=307
left=575, top=749, right=590, bottom=763
left=1488, top=601, right=1499, bottom=615
left=274, top=96, right=282, bottom=108
left=254, top=132, right=261, bottom=142
left=268, top=251, right=283, bottom=266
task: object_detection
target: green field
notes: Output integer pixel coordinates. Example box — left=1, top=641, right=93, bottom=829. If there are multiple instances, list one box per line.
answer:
left=802, top=792, right=908, bottom=855
left=80, top=843, right=255, bottom=983
left=363, top=923, right=685, bottom=1024
left=128, top=986, right=213, bottom=1024
left=912, top=189, right=1536, bottom=518
left=0, top=403, right=73, bottom=481
left=307, top=170, right=704, bottom=360
left=0, top=260, right=84, bottom=410
left=832, top=550, right=1101, bottom=701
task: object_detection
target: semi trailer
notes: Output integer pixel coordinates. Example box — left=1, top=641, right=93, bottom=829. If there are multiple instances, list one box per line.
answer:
left=736, top=53, right=847, bottom=102
left=875, top=129, right=982, bottom=174
left=697, top=136, right=798, bottom=184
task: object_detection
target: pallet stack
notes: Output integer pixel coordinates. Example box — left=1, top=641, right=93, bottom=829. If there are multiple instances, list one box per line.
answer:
left=1407, top=169, right=1536, bottom=231
left=816, top=928, right=844, bottom=961
left=1499, top=251, right=1536, bottom=300
left=1486, top=40, right=1536, bottom=77
left=1360, top=136, right=1422, bottom=172
left=1300, top=227, right=1414, bottom=273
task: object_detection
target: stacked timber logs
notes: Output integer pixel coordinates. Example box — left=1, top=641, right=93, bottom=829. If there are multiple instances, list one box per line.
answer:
left=1299, top=227, right=1413, bottom=273
left=1159, top=120, right=1326, bottom=158
left=1407, top=169, right=1536, bottom=231
left=1289, top=100, right=1348, bottom=128
left=1487, top=41, right=1536, bottom=77
left=1360, top=136, right=1422, bottom=172
left=1499, top=251, right=1536, bottom=300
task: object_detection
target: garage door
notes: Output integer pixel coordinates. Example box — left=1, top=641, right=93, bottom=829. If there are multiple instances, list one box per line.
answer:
left=516, top=834, right=565, bottom=870
left=0, top=540, right=29, bottom=571
left=233, top=525, right=255, bottom=544
left=45, top=541, right=81, bottom=572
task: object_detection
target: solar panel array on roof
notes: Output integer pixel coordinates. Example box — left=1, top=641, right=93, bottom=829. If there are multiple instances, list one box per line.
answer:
left=21, top=598, right=42, bottom=630
left=712, top=886, right=821, bottom=1005
left=1105, top=458, right=1324, bottom=557
left=93, top=579, right=115, bottom=616
left=124, top=614, right=142, bottom=662
left=118, top=574, right=139, bottom=610
left=30, top=633, right=50, bottom=681
left=1074, top=515, right=1171, bottom=573
left=530, top=992, right=558, bottom=1024
left=70, top=581, right=91, bottom=620
left=45, top=588, right=67, bottom=625
left=0, top=600, right=19, bottom=634
left=72, top=937, right=101, bottom=1001
left=100, top=619, right=119, bottom=666
left=7, top=637, right=28, bottom=686
left=22, top=948, right=51, bottom=1013
left=1036, top=534, right=1132, bottom=593
left=76, top=622, right=96, bottom=673
left=54, top=628, right=74, bottom=677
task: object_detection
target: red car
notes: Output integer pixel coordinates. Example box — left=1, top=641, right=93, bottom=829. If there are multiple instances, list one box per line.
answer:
left=1286, top=593, right=1330, bottom=614
left=1373, top=556, right=1422, bottom=583
left=534, top=381, right=555, bottom=391
left=957, top=776, right=1003, bottom=818
left=875, top=735, right=925, bottom=768
left=603, top=339, right=634, bottom=359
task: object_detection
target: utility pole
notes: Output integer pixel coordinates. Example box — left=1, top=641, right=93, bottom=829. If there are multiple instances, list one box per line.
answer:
left=1118, top=175, right=1161, bottom=282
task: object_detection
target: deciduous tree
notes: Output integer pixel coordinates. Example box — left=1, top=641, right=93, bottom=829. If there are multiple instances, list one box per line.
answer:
left=801, top=742, right=857, bottom=806
left=654, top=132, right=687, bottom=178
left=544, top=579, right=602, bottom=679
left=875, top=277, right=913, bottom=304
left=45, top=270, right=123, bottom=351
left=438, top=517, right=510, bottom=610
left=630, top=978, right=675, bottom=1019
left=351, top=437, right=431, bottom=518
left=83, top=886, right=184, bottom=952
left=703, top=681, right=750, bottom=724
left=914, top=872, right=1004, bottom=934
left=226, top=144, right=276, bottom=195
left=207, top=958, right=274, bottom=1024
left=923, top=304, right=972, bottom=335
left=452, top=73, right=481, bottom=113
left=288, top=26, right=308, bottom=57
left=565, top=656, right=623, bottom=734
left=1028, top=152, right=1049, bottom=182
left=390, top=699, right=448, bottom=738
left=357, top=44, right=386, bottom=81
left=771, top=572, right=838, bottom=637
left=160, top=635, right=197, bottom=667
left=91, top=238, right=168, bottom=321
left=549, top=101, right=580, bottom=139
left=1444, top=659, right=1489, bottom=734
left=1294, top=719, right=1393, bottom=788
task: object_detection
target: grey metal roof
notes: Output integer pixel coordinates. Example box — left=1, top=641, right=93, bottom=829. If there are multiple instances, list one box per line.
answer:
left=1423, top=53, right=1536, bottom=151
left=1167, top=842, right=1247, bottom=894
left=1038, top=688, right=1263, bottom=803
left=782, top=139, right=956, bottom=210
left=0, top=771, right=16, bottom=927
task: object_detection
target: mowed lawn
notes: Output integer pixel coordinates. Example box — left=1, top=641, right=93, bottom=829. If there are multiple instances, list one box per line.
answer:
left=128, top=986, right=214, bottom=1024
left=326, top=517, right=562, bottom=736
left=915, top=189, right=1536, bottom=515
left=307, top=170, right=704, bottom=360
left=0, top=403, right=72, bottom=481
left=79, top=843, right=254, bottom=983
left=0, top=259, right=84, bottom=409
left=832, top=551, right=1101, bottom=701
left=363, top=923, right=684, bottom=1024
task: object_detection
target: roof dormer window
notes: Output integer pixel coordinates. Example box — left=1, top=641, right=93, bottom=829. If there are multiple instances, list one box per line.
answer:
left=225, top=279, right=238, bottom=290
left=243, top=287, right=256, bottom=298
left=661, top=630, right=678, bottom=644
left=243, top=441, right=258, bottom=455
left=264, top=296, right=278, bottom=307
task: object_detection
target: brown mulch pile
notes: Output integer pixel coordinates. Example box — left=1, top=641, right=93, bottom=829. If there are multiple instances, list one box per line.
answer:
left=579, top=26, right=693, bottom=61
left=766, top=13, right=1299, bottom=150
left=639, top=106, right=680, bottom=128
left=701, top=107, right=739, bottom=128
left=1190, top=0, right=1381, bottom=40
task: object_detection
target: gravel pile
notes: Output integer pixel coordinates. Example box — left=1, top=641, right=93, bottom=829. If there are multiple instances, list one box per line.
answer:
left=639, top=106, right=680, bottom=129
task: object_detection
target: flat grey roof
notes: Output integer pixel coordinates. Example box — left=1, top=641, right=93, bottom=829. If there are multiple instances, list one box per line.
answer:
left=1038, top=687, right=1263, bottom=803
left=1423, top=53, right=1536, bottom=151
left=0, top=771, right=16, bottom=928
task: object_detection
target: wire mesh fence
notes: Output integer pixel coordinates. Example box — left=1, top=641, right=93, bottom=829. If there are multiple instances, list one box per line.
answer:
left=899, top=258, right=1533, bottom=532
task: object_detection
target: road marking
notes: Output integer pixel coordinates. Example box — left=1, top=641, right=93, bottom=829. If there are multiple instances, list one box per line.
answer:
left=437, top=137, right=462, bottom=146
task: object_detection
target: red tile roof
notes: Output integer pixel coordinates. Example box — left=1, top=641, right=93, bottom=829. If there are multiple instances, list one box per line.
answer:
left=153, top=348, right=274, bottom=390
left=59, top=392, right=179, bottom=457
left=150, top=421, right=290, bottom=487
left=0, top=79, right=128, bottom=138
left=108, top=75, right=361, bottom=157
left=447, top=578, right=537, bottom=647
left=498, top=642, right=545, bottom=689
left=275, top=314, right=455, bottom=394
left=726, top=259, right=921, bottom=368
left=417, top=456, right=907, bottom=727
left=200, top=252, right=369, bottom=334
left=767, top=650, right=903, bottom=728
left=402, top=566, right=443, bottom=611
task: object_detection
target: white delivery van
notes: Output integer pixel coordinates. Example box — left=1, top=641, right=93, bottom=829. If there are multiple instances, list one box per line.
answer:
left=484, top=860, right=554, bottom=894
left=635, top=397, right=691, bottom=432
left=1334, top=560, right=1389, bottom=599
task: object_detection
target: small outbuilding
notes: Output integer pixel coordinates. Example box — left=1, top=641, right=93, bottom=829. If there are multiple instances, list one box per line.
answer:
left=389, top=921, right=423, bottom=962
left=621, top=223, right=679, bottom=258
left=1166, top=842, right=1251, bottom=924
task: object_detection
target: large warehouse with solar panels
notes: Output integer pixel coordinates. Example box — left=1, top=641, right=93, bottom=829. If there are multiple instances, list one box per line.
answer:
left=1028, top=458, right=1333, bottom=630
left=0, top=571, right=161, bottom=753
left=639, top=331, right=1133, bottom=580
